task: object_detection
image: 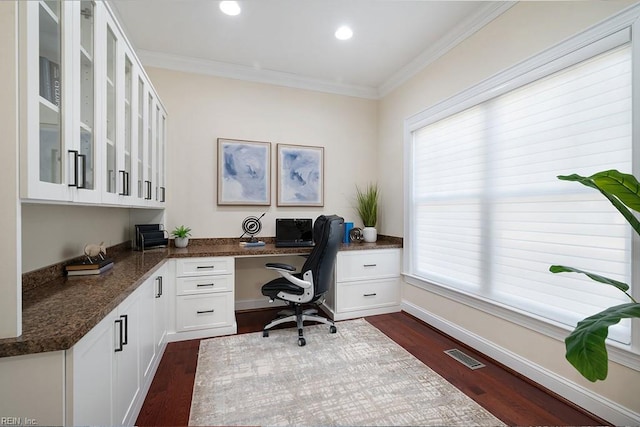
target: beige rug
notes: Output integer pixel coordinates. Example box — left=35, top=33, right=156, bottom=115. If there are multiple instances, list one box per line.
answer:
left=189, top=318, right=504, bottom=426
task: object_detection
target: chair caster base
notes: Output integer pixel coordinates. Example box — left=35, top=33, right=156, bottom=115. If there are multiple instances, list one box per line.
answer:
left=298, top=337, right=306, bottom=346
left=330, top=325, right=337, bottom=334
left=263, top=330, right=269, bottom=337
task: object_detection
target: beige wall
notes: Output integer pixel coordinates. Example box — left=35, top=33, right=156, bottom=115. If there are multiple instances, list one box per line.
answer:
left=0, top=1, right=20, bottom=339
left=378, top=0, right=639, bottom=418
left=21, top=205, right=132, bottom=273
left=145, top=67, right=378, bottom=239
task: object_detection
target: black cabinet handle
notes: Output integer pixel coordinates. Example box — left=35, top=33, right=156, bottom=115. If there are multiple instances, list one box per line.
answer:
left=363, top=293, right=377, bottom=297
left=77, top=154, right=87, bottom=189
left=119, top=170, right=126, bottom=195
left=197, top=309, right=215, bottom=314
left=120, top=314, right=128, bottom=345
left=119, top=171, right=130, bottom=196
left=145, top=180, right=152, bottom=200
left=68, top=150, right=79, bottom=187
left=156, top=276, right=163, bottom=298
left=197, top=283, right=215, bottom=288
left=197, top=266, right=215, bottom=270
left=363, top=264, right=377, bottom=268
left=114, top=318, right=124, bottom=352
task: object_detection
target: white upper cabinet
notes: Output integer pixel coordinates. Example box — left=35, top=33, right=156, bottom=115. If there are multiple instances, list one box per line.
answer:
left=19, top=1, right=167, bottom=208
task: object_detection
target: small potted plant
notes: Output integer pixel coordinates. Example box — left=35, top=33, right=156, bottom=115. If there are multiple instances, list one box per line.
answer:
left=355, top=183, right=379, bottom=242
left=171, top=225, right=192, bottom=248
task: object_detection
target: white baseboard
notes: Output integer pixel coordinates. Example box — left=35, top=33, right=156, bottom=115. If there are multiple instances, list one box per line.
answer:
left=235, top=298, right=287, bottom=311
left=401, top=300, right=640, bottom=426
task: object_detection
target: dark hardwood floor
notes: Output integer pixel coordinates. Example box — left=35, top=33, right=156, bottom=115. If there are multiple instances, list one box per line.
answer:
left=136, top=309, right=608, bottom=426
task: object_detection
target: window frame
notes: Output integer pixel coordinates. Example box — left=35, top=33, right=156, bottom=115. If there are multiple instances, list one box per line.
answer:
left=403, top=5, right=640, bottom=371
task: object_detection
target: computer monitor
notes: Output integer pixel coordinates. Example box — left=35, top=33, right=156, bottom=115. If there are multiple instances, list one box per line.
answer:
left=275, top=218, right=314, bottom=247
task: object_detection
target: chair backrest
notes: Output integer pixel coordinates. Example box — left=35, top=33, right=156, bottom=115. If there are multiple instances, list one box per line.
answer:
left=301, top=215, right=344, bottom=300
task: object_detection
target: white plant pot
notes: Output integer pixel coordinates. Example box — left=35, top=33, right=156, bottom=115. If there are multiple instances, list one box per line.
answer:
left=362, top=227, right=377, bottom=243
left=174, top=237, right=189, bottom=248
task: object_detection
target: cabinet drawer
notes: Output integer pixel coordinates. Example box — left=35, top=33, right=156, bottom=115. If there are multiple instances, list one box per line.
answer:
left=175, top=257, right=234, bottom=277
left=336, top=249, right=400, bottom=281
left=176, top=293, right=233, bottom=332
left=336, top=278, right=400, bottom=313
left=176, top=275, right=232, bottom=295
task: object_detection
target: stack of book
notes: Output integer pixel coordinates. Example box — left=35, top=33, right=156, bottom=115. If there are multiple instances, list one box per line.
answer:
left=65, top=258, right=114, bottom=276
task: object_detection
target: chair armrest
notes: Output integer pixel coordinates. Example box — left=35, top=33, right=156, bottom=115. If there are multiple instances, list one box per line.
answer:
left=265, top=263, right=297, bottom=272
left=265, top=263, right=311, bottom=289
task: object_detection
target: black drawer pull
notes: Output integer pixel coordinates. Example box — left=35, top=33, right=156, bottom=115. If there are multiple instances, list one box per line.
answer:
left=197, top=309, right=215, bottom=314
left=197, top=266, right=215, bottom=269
left=197, top=283, right=215, bottom=287
left=363, top=293, right=377, bottom=297
left=114, top=319, right=124, bottom=352
left=363, top=264, right=377, bottom=267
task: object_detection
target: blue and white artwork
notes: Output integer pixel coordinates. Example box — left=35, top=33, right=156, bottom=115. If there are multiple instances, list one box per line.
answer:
left=277, top=144, right=324, bottom=206
left=217, top=139, right=270, bottom=205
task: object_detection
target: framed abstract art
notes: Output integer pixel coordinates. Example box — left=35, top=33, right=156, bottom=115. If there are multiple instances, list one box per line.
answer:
left=217, top=138, right=271, bottom=205
left=276, top=143, right=324, bottom=207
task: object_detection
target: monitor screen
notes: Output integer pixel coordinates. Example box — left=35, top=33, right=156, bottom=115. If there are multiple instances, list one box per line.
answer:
left=276, top=218, right=313, bottom=243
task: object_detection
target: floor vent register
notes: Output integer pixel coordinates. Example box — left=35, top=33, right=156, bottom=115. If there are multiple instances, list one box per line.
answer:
left=444, top=348, right=486, bottom=370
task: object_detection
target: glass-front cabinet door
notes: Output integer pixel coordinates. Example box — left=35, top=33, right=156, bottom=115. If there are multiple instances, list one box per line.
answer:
left=20, top=0, right=72, bottom=201
left=136, top=77, right=146, bottom=202
left=146, top=93, right=155, bottom=202
left=122, top=54, right=133, bottom=198
left=104, top=23, right=118, bottom=198
left=73, top=0, right=101, bottom=203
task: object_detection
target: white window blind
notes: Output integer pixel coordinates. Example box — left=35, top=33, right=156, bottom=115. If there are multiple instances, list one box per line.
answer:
left=410, top=43, right=633, bottom=343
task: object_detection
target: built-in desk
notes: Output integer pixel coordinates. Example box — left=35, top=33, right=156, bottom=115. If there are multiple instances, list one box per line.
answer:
left=0, top=236, right=402, bottom=426
left=3, top=236, right=402, bottom=358
left=166, top=236, right=403, bottom=341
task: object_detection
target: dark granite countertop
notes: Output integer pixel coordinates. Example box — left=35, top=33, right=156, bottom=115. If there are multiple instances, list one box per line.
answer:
left=0, top=236, right=402, bottom=358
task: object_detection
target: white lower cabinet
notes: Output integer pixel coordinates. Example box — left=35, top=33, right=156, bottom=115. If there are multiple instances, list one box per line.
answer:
left=68, top=265, right=169, bottom=426
left=170, top=257, right=237, bottom=341
left=326, top=248, right=402, bottom=321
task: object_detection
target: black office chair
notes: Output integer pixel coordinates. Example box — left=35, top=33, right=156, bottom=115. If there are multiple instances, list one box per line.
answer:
left=261, top=215, right=344, bottom=346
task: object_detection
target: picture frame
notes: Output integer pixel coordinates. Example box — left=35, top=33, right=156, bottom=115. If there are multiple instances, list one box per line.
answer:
left=277, top=143, right=324, bottom=207
left=217, top=138, right=271, bottom=206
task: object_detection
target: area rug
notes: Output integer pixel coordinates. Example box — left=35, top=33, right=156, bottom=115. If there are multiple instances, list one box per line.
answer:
left=189, top=318, right=504, bottom=426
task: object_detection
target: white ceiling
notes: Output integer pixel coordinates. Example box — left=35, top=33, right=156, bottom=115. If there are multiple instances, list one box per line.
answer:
left=109, top=0, right=513, bottom=99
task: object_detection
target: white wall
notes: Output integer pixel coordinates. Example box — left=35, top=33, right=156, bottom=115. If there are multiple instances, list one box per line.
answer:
left=0, top=1, right=20, bottom=339
left=145, top=67, right=379, bottom=239
left=378, top=0, right=640, bottom=421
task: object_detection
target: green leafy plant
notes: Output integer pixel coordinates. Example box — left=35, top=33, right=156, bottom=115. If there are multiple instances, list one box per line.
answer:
left=171, top=225, right=192, bottom=238
left=550, top=170, right=640, bottom=382
left=355, top=183, right=379, bottom=227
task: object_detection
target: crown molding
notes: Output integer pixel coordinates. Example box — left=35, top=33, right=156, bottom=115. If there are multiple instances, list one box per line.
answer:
left=137, top=50, right=380, bottom=100
left=132, top=1, right=514, bottom=100
left=377, top=1, right=516, bottom=98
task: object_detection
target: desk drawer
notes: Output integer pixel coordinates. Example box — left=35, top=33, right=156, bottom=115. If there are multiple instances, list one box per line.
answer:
left=336, top=249, right=400, bottom=282
left=176, top=293, right=233, bottom=332
left=176, top=257, right=234, bottom=277
left=176, top=275, right=232, bottom=295
left=336, top=278, right=400, bottom=313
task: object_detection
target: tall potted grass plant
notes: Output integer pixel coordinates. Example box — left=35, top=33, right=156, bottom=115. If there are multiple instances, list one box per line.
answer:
left=356, top=183, right=379, bottom=242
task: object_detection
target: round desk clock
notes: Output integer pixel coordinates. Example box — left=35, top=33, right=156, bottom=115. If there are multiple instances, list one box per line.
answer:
left=349, top=227, right=363, bottom=242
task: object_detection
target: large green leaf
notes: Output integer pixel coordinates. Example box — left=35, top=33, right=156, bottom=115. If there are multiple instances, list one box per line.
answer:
left=558, top=171, right=640, bottom=237
left=591, top=170, right=640, bottom=212
left=549, top=265, right=630, bottom=294
left=565, top=303, right=640, bottom=381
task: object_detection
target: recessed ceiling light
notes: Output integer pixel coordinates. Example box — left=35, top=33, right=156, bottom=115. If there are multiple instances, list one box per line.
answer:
left=220, top=1, right=241, bottom=16
left=335, top=25, right=353, bottom=41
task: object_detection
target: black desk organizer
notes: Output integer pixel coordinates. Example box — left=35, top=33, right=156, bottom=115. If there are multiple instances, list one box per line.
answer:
left=135, top=224, right=169, bottom=251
